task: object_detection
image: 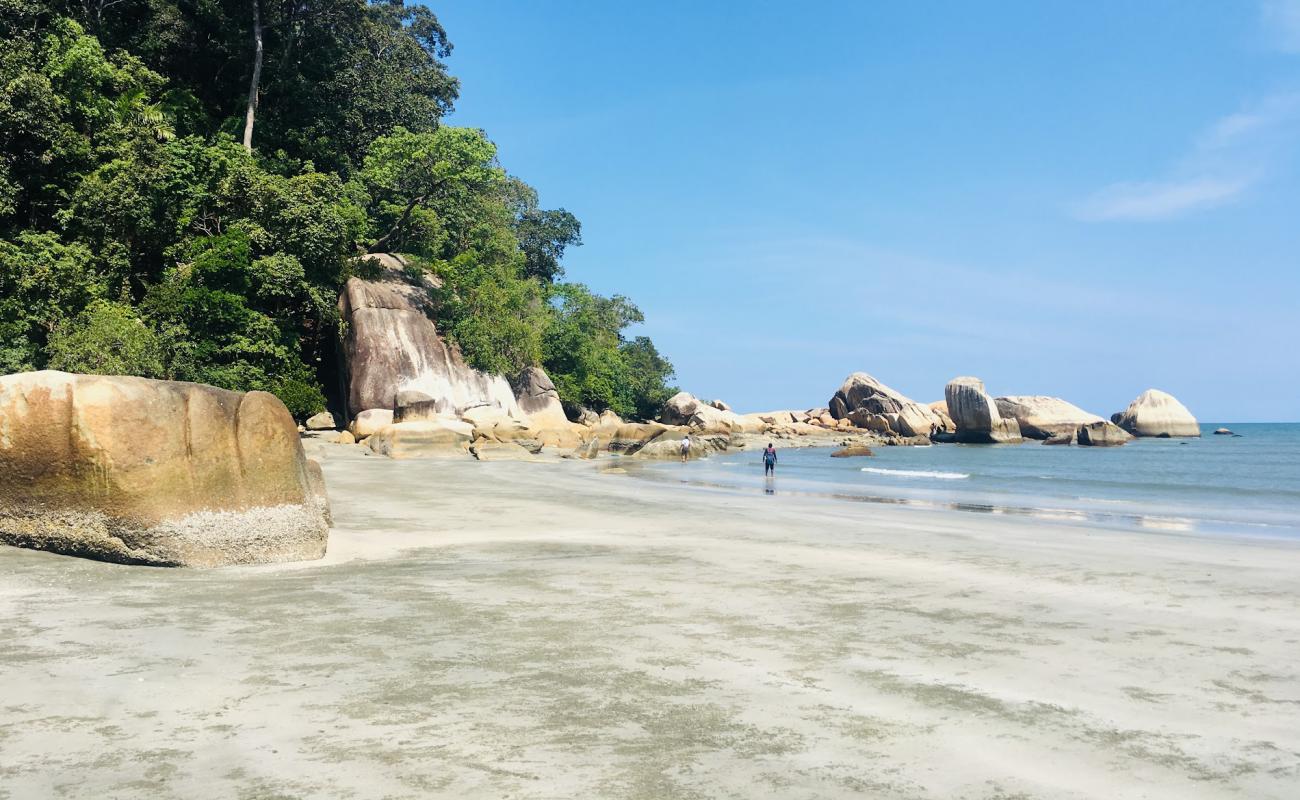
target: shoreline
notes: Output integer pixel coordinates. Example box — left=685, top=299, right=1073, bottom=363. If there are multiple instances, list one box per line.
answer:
left=2, top=443, right=1299, bottom=798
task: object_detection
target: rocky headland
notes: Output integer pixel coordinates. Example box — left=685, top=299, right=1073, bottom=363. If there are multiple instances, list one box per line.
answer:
left=0, top=253, right=1209, bottom=568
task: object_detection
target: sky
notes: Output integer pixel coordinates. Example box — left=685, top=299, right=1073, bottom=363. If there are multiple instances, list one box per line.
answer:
left=433, top=0, right=1300, bottom=421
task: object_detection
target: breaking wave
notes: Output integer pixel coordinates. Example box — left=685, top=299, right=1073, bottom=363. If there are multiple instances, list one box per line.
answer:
left=861, top=467, right=970, bottom=480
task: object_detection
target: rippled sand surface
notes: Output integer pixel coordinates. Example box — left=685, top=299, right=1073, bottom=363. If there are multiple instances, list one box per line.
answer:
left=2, top=444, right=1298, bottom=799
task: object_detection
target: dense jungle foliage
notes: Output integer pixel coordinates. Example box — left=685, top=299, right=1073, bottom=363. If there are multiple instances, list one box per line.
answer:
left=0, top=0, right=675, bottom=418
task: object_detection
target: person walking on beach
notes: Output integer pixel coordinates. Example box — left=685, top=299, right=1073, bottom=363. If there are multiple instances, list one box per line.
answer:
left=679, top=434, right=691, bottom=462
left=763, top=443, right=778, bottom=476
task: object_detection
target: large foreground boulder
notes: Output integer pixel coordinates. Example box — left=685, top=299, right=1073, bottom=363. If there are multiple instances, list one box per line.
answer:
left=828, top=372, right=943, bottom=438
left=994, top=396, right=1103, bottom=440
left=945, top=377, right=1022, bottom=444
left=0, top=371, right=329, bottom=567
left=339, top=254, right=521, bottom=419
left=1111, top=389, right=1200, bottom=437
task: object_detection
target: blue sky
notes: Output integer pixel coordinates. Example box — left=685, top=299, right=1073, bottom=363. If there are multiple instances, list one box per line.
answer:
left=435, top=1, right=1300, bottom=421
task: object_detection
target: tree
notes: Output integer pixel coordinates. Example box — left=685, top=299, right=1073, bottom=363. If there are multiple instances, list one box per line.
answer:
left=47, top=300, right=165, bottom=376
left=503, top=177, right=581, bottom=283
left=360, top=125, right=499, bottom=253
left=0, top=232, right=105, bottom=372
left=541, top=283, right=675, bottom=419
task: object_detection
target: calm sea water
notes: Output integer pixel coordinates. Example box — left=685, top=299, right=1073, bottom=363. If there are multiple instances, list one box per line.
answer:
left=629, top=423, right=1300, bottom=538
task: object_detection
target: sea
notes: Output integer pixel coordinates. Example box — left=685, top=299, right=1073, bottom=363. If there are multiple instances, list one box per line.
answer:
left=629, top=423, right=1300, bottom=539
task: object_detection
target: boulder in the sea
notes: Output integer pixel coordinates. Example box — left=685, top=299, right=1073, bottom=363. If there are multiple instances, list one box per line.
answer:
left=829, top=372, right=943, bottom=439
left=339, top=254, right=521, bottom=419
left=1076, top=420, right=1133, bottom=447
left=305, top=411, right=339, bottom=431
left=830, top=445, right=875, bottom=458
left=1213, top=427, right=1233, bottom=435
left=1111, top=389, right=1200, bottom=438
left=994, top=396, right=1102, bottom=440
left=1042, top=432, right=1073, bottom=445
left=944, top=377, right=1022, bottom=444
left=0, top=371, right=329, bottom=567
left=367, top=419, right=473, bottom=459
left=350, top=408, right=393, bottom=437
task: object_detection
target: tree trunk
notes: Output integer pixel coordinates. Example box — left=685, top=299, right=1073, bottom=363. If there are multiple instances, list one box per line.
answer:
left=242, top=0, right=263, bottom=151
left=368, top=195, right=426, bottom=254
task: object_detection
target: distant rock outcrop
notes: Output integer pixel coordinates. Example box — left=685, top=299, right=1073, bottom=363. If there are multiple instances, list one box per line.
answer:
left=1111, top=389, right=1200, bottom=438
left=659, top=391, right=750, bottom=433
left=944, top=377, right=1022, bottom=444
left=1076, top=420, right=1133, bottom=447
left=828, top=372, right=943, bottom=438
left=0, top=371, right=329, bottom=567
left=339, top=254, right=521, bottom=419
left=994, top=396, right=1103, bottom=440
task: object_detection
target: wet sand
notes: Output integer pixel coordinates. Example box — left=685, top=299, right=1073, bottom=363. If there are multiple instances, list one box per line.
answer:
left=2, top=444, right=1299, bottom=799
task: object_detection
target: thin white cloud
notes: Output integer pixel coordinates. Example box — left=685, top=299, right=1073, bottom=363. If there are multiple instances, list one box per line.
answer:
left=1073, top=177, right=1251, bottom=221
left=1074, top=92, right=1300, bottom=222
left=1262, top=0, right=1300, bottom=52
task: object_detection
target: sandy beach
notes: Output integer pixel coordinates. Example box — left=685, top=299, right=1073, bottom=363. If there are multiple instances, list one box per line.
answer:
left=2, top=443, right=1298, bottom=799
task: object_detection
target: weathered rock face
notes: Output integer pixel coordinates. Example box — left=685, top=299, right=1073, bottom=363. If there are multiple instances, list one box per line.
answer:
left=828, top=372, right=943, bottom=438
left=994, top=396, right=1103, bottom=440
left=339, top=255, right=520, bottom=419
left=0, top=371, right=329, bottom=567
left=1111, top=389, right=1200, bottom=438
left=944, top=377, right=1022, bottom=444
left=366, top=419, right=473, bottom=459
left=511, top=367, right=568, bottom=428
left=607, top=422, right=672, bottom=453
left=926, top=401, right=956, bottom=434
left=1076, top=420, right=1133, bottom=447
left=709, top=399, right=732, bottom=412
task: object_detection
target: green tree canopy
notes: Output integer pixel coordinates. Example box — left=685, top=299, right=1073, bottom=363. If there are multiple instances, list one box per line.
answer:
left=0, top=0, right=676, bottom=420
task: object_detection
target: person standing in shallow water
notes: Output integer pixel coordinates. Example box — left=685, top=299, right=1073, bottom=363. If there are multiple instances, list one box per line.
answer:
left=679, top=434, right=691, bottom=462
left=763, top=443, right=777, bottom=476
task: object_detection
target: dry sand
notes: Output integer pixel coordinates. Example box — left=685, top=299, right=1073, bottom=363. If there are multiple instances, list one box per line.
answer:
left=2, top=443, right=1299, bottom=799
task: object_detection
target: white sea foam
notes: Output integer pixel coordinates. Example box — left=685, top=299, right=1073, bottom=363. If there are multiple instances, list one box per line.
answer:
left=861, top=467, right=970, bottom=480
